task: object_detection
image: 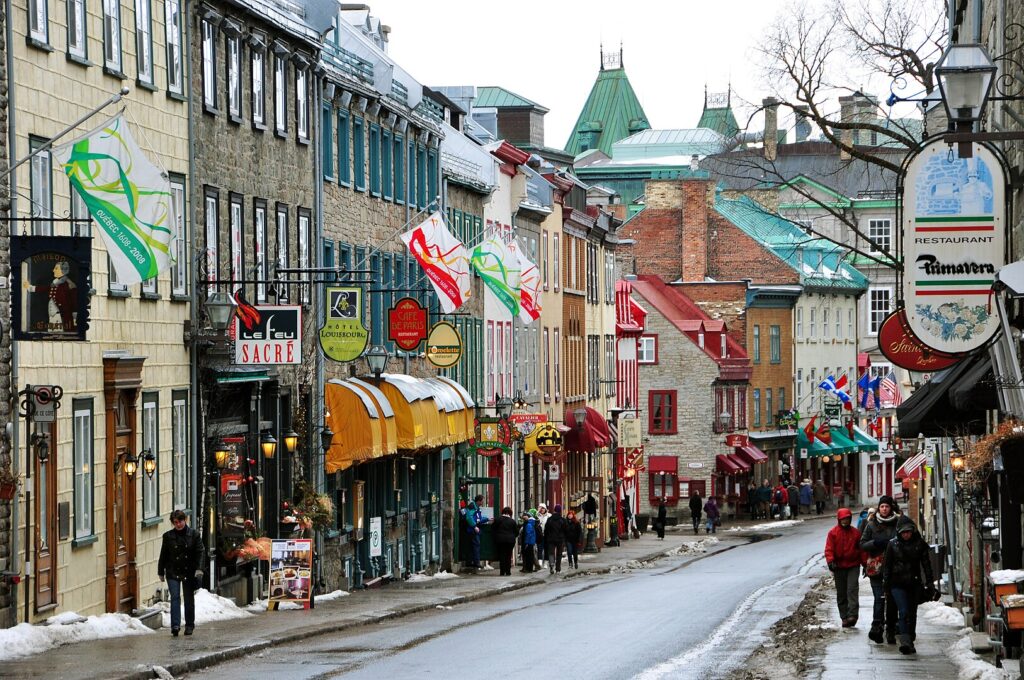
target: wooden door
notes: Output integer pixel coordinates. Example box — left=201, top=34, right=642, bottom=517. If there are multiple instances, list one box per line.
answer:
left=105, top=394, right=138, bottom=613
left=33, top=424, right=58, bottom=612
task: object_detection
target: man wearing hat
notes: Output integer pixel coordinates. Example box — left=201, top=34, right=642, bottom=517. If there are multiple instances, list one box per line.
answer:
left=859, top=494, right=901, bottom=643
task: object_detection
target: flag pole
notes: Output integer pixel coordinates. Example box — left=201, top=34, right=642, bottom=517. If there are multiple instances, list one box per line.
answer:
left=349, top=201, right=438, bottom=273
left=1, top=87, right=130, bottom=181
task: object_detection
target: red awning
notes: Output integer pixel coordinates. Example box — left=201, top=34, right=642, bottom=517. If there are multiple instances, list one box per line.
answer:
left=735, top=444, right=769, bottom=466
left=716, top=454, right=749, bottom=475
left=896, top=453, right=928, bottom=481
left=648, top=456, right=678, bottom=474
left=858, top=352, right=871, bottom=370
left=563, top=406, right=612, bottom=453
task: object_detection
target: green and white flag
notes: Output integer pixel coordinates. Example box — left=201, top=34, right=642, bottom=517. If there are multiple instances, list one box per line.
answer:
left=470, top=235, right=521, bottom=319
left=54, top=114, right=173, bottom=285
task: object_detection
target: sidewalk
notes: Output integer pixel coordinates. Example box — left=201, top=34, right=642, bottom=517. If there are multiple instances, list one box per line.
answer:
left=1, top=524, right=766, bottom=680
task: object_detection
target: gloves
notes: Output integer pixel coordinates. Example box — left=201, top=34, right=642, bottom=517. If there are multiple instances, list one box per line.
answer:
left=194, top=570, right=204, bottom=581
left=159, top=574, right=165, bottom=583
left=828, top=561, right=836, bottom=572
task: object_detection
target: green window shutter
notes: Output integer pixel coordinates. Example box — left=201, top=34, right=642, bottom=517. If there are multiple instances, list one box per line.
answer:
left=369, top=124, right=380, bottom=196
left=322, top=105, right=334, bottom=180
left=337, top=111, right=350, bottom=186
left=382, top=129, right=392, bottom=201
left=353, top=116, right=365, bottom=191
left=394, top=134, right=404, bottom=204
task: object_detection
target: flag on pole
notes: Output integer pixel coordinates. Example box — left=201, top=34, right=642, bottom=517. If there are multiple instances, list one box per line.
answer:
left=818, top=375, right=852, bottom=409
left=512, top=240, right=541, bottom=324
left=400, top=211, right=472, bottom=314
left=803, top=415, right=817, bottom=444
left=880, top=370, right=903, bottom=407
left=816, top=419, right=832, bottom=444
left=857, top=372, right=881, bottom=409
left=471, top=235, right=521, bottom=319
left=54, top=113, right=173, bottom=285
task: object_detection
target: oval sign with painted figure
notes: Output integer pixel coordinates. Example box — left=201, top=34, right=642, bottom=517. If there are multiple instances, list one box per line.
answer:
left=901, top=138, right=1006, bottom=355
left=878, top=309, right=960, bottom=372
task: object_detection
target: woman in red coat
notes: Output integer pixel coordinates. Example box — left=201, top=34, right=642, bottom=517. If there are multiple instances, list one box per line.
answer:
left=824, top=507, right=865, bottom=627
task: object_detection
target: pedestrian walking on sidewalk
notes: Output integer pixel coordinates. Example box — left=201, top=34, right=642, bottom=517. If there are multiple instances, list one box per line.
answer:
left=703, top=495, right=720, bottom=534
left=519, top=512, right=538, bottom=573
left=824, top=507, right=864, bottom=628
left=654, top=498, right=668, bottom=539
left=772, top=483, right=789, bottom=519
left=883, top=516, right=936, bottom=655
left=746, top=482, right=758, bottom=519
left=756, top=480, right=772, bottom=519
left=536, top=503, right=550, bottom=568
left=787, top=481, right=800, bottom=518
left=799, top=480, right=813, bottom=515
left=544, top=505, right=568, bottom=573
left=860, top=495, right=901, bottom=644
left=158, top=509, right=204, bottom=637
left=493, top=507, right=518, bottom=576
left=565, top=511, right=583, bottom=569
left=464, top=494, right=489, bottom=570
left=813, top=479, right=828, bottom=515
left=688, top=491, right=703, bottom=535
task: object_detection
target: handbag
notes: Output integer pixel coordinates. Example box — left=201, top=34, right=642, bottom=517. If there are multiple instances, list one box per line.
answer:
left=865, top=554, right=884, bottom=578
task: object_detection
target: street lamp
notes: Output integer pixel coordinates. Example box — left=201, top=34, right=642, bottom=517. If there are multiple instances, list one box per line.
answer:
left=936, top=43, right=997, bottom=127
left=950, top=440, right=966, bottom=473
left=205, top=290, right=237, bottom=331
left=142, top=449, right=157, bottom=480
left=496, top=395, right=513, bottom=419
left=260, top=431, right=278, bottom=459
left=320, top=424, right=335, bottom=452
left=122, top=451, right=139, bottom=478
left=214, top=445, right=231, bottom=470
left=719, top=408, right=731, bottom=432
left=282, top=429, right=300, bottom=455
left=365, top=344, right=390, bottom=378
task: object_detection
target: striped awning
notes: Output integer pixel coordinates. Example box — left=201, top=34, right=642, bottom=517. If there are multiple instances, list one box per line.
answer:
left=896, top=453, right=929, bottom=481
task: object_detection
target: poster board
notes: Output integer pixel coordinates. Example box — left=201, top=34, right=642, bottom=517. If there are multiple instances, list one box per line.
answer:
left=269, top=539, right=313, bottom=608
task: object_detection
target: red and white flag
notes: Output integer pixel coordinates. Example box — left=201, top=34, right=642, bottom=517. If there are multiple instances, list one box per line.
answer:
left=513, top=240, right=541, bottom=324
left=880, top=370, right=903, bottom=407
left=400, top=212, right=471, bottom=313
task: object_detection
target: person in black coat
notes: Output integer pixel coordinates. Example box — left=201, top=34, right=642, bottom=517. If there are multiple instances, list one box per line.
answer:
left=564, top=511, right=583, bottom=569
left=688, top=492, right=703, bottom=535
left=859, top=495, right=901, bottom=644
left=544, top=505, right=568, bottom=574
left=882, top=516, right=935, bottom=655
left=158, top=509, right=204, bottom=637
left=492, top=507, right=519, bottom=576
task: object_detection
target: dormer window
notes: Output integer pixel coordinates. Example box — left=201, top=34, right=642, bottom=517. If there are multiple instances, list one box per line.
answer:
left=721, top=333, right=727, bottom=358
left=698, top=331, right=705, bottom=349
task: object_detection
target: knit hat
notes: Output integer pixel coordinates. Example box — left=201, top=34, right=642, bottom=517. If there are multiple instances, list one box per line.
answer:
left=879, top=495, right=896, bottom=508
left=529, top=508, right=538, bottom=517
left=553, top=504, right=562, bottom=513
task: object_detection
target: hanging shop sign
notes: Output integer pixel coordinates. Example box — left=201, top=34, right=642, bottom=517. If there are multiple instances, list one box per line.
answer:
left=233, top=305, right=302, bottom=365
left=618, top=417, right=642, bottom=450
left=425, top=321, right=463, bottom=368
left=387, top=297, right=428, bottom=351
left=320, top=287, right=369, bottom=362
left=12, top=235, right=92, bottom=341
left=525, top=422, right=565, bottom=463
left=219, top=472, right=246, bottom=538
left=470, top=417, right=513, bottom=458
left=508, top=412, right=548, bottom=438
left=901, top=138, right=1006, bottom=355
left=724, top=434, right=749, bottom=448
left=878, top=309, right=961, bottom=372
left=778, top=409, right=800, bottom=429
left=269, top=539, right=313, bottom=606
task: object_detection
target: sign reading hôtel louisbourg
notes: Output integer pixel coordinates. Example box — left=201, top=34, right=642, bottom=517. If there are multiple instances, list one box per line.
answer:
left=902, top=139, right=1006, bottom=355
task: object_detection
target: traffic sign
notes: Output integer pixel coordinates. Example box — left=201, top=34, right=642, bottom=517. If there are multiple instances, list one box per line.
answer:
left=369, top=517, right=382, bottom=557
left=32, top=385, right=58, bottom=423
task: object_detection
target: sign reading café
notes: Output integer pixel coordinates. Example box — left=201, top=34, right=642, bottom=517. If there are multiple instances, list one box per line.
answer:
left=901, top=138, right=1006, bottom=355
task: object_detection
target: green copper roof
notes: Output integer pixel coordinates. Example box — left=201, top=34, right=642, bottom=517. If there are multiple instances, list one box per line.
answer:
left=475, top=86, right=548, bottom=112
left=565, top=66, right=650, bottom=157
left=697, top=106, right=740, bottom=138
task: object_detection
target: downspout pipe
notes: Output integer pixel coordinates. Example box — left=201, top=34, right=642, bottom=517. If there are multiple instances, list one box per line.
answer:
left=6, top=0, right=20, bottom=626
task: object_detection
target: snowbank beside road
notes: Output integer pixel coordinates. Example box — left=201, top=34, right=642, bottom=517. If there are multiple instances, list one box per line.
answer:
left=727, top=520, right=803, bottom=532
left=406, top=571, right=459, bottom=583
left=947, top=634, right=1012, bottom=680
left=0, top=611, right=153, bottom=661
left=160, top=588, right=252, bottom=628
left=919, top=601, right=966, bottom=628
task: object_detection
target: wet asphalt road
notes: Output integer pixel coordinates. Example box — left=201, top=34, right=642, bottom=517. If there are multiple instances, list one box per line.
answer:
left=185, top=521, right=828, bottom=680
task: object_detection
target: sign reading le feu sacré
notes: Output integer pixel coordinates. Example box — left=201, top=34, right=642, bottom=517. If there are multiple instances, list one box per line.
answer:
left=234, top=305, right=302, bottom=365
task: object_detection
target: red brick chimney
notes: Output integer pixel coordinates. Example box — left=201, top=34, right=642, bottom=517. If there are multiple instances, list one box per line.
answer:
left=681, top=179, right=713, bottom=282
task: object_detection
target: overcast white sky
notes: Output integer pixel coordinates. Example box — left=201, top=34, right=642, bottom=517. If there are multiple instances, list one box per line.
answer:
left=366, top=0, right=791, bottom=149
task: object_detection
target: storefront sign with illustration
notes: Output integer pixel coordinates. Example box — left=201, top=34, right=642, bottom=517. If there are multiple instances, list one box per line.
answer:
left=13, top=235, right=92, bottom=341
left=508, top=412, right=548, bottom=438
left=902, top=138, right=1006, bottom=355
left=878, top=309, right=960, bottom=372
left=525, top=422, right=565, bottom=463
left=778, top=409, right=800, bottom=428
left=320, top=287, right=368, bottom=362
left=725, top=434, right=749, bottom=448
left=425, top=321, right=463, bottom=368
left=618, top=417, right=642, bottom=449
left=387, top=297, right=428, bottom=351
left=233, top=304, right=302, bottom=365
left=219, top=472, right=246, bottom=537
left=471, top=417, right=513, bottom=457
left=269, top=539, right=313, bottom=606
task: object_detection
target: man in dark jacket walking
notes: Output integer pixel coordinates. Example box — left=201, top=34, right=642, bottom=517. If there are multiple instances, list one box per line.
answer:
left=883, top=516, right=935, bottom=655
left=787, top=481, right=800, bottom=518
left=158, top=510, right=204, bottom=637
left=824, top=507, right=864, bottom=627
left=859, top=495, right=901, bottom=644
left=688, top=491, right=703, bottom=535
left=492, top=507, right=518, bottom=576
left=544, top=505, right=568, bottom=573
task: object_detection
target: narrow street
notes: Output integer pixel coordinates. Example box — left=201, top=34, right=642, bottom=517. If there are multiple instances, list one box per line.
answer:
left=183, top=523, right=826, bottom=680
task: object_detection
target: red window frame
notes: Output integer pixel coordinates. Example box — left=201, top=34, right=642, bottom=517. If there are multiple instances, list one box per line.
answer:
left=648, top=390, right=677, bottom=434
left=649, top=472, right=679, bottom=505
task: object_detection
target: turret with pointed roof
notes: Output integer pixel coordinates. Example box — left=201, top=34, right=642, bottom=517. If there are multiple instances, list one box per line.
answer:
left=697, top=86, right=740, bottom=138
left=564, top=45, right=651, bottom=157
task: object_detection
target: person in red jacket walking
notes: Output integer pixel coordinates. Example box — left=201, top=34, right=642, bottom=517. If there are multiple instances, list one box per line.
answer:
left=824, top=507, right=865, bottom=627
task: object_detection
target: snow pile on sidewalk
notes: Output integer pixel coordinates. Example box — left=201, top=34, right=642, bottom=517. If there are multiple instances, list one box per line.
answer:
left=727, top=519, right=803, bottom=532
left=317, top=589, right=349, bottom=602
left=159, top=588, right=252, bottom=628
left=919, top=601, right=967, bottom=628
left=988, top=569, right=1024, bottom=585
left=664, top=537, right=720, bottom=556
left=0, top=611, right=153, bottom=661
left=947, top=634, right=1012, bottom=680
left=244, top=589, right=349, bottom=612
left=406, top=570, right=459, bottom=583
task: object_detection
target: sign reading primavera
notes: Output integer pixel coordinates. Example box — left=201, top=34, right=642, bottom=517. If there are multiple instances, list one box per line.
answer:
left=902, top=139, right=1006, bottom=355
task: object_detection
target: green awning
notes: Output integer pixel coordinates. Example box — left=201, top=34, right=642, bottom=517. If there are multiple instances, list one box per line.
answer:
left=797, top=428, right=833, bottom=457
left=828, top=428, right=857, bottom=455
left=850, top=425, right=880, bottom=452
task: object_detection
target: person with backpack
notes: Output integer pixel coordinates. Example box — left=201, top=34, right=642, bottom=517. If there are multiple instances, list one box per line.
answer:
left=564, top=511, right=583, bottom=569
left=883, top=516, right=935, bottom=654
left=492, top=507, right=518, bottom=576
left=825, top=507, right=865, bottom=628
left=772, top=484, right=789, bottom=519
left=688, top=491, right=703, bottom=535
left=544, top=505, right=568, bottom=574
left=859, top=495, right=901, bottom=644
left=519, top=511, right=538, bottom=573
left=464, top=494, right=489, bottom=570
left=703, top=495, right=720, bottom=534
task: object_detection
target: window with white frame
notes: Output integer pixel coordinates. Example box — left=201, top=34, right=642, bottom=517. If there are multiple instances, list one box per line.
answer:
left=298, top=209, right=310, bottom=303
left=135, top=0, right=153, bottom=85
left=204, top=188, right=218, bottom=282
left=810, top=307, right=817, bottom=338
left=73, top=401, right=94, bottom=540
left=552, top=233, right=560, bottom=292
left=796, top=368, right=803, bottom=403
left=869, top=219, right=892, bottom=254
left=605, top=334, right=615, bottom=397
left=276, top=205, right=289, bottom=301
left=823, top=307, right=830, bottom=338
left=554, top=328, right=561, bottom=401
left=848, top=308, right=854, bottom=338
left=836, top=308, right=842, bottom=338
left=164, top=0, right=183, bottom=94
left=103, top=0, right=121, bottom=71
left=142, top=394, right=158, bottom=520
left=251, top=48, right=265, bottom=126
left=486, top=321, right=494, bottom=399
left=171, top=393, right=188, bottom=511
left=796, top=307, right=803, bottom=338
left=543, top=327, right=550, bottom=401
left=254, top=200, right=267, bottom=302
left=638, top=335, right=657, bottom=363
left=542, top=231, right=549, bottom=289
left=68, top=0, right=86, bottom=58
left=869, top=288, right=892, bottom=334
left=605, top=252, right=615, bottom=302
left=70, top=182, right=91, bottom=237
left=230, top=195, right=243, bottom=290
left=201, top=19, right=216, bottom=109
left=29, top=138, right=52, bottom=235
left=170, top=176, right=187, bottom=296
left=296, top=68, right=309, bottom=140
left=29, top=0, right=48, bottom=43
left=274, top=55, right=287, bottom=134
left=227, top=34, right=241, bottom=119
left=109, top=254, right=127, bottom=292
